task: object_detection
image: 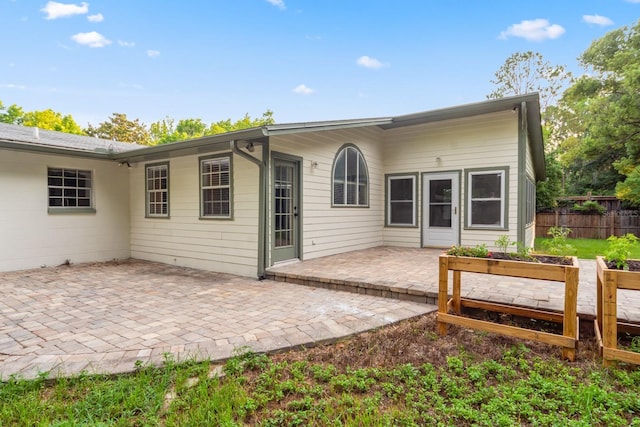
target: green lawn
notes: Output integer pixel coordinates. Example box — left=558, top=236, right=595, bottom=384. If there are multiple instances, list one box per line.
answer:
left=2, top=345, right=640, bottom=426
left=535, top=237, right=640, bottom=259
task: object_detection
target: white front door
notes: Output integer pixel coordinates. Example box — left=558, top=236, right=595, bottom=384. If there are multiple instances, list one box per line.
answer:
left=422, top=172, right=460, bottom=247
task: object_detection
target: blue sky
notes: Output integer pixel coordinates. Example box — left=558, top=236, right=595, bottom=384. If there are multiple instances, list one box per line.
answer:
left=1, top=1, right=639, bottom=127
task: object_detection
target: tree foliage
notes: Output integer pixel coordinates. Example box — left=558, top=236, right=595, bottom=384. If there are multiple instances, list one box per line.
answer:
left=487, top=52, right=570, bottom=208
left=149, top=110, right=275, bottom=145
left=556, top=19, right=640, bottom=203
left=22, top=109, right=84, bottom=135
left=85, top=113, right=150, bottom=144
left=488, top=51, right=572, bottom=112
left=0, top=101, right=25, bottom=125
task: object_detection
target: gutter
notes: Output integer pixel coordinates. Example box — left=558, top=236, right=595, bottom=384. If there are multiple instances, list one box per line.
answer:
left=230, top=139, right=269, bottom=279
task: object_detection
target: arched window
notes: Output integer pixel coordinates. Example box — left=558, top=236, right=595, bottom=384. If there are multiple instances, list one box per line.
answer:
left=332, top=145, right=369, bottom=206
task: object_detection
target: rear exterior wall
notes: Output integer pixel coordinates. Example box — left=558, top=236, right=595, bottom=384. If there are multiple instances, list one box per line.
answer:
left=381, top=110, right=521, bottom=251
left=0, top=150, right=130, bottom=271
left=129, top=152, right=260, bottom=277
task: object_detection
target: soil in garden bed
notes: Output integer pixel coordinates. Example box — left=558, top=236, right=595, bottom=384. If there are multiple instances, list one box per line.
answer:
left=604, top=259, right=640, bottom=271
left=489, top=252, right=574, bottom=265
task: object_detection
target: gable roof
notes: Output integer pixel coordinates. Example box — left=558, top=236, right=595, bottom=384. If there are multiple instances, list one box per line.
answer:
left=0, top=122, right=143, bottom=159
left=0, top=94, right=544, bottom=178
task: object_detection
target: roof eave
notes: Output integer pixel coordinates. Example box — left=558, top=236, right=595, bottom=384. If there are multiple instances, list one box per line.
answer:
left=0, top=140, right=114, bottom=160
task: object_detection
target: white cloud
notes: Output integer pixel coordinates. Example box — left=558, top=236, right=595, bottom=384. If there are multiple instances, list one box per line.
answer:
left=87, top=13, right=104, bottom=23
left=293, top=84, right=315, bottom=95
left=499, top=19, right=565, bottom=41
left=118, top=40, right=135, bottom=47
left=582, top=15, right=613, bottom=26
left=266, top=0, right=285, bottom=9
left=71, top=31, right=111, bottom=48
left=147, top=50, right=160, bottom=57
left=356, top=55, right=387, bottom=69
left=41, top=1, right=88, bottom=20
left=0, top=83, right=26, bottom=90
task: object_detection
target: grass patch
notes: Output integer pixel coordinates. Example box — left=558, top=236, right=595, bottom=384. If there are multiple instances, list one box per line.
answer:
left=2, top=322, right=640, bottom=426
left=535, top=237, right=640, bottom=260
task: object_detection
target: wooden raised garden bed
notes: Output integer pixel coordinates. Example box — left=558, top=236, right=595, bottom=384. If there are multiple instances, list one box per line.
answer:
left=595, top=256, right=640, bottom=367
left=437, top=254, right=580, bottom=361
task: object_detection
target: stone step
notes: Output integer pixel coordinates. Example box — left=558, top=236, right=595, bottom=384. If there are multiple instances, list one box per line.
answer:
left=265, top=271, right=438, bottom=305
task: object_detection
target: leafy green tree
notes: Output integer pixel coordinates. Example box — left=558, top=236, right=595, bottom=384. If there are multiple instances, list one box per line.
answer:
left=150, top=110, right=275, bottom=145
left=556, top=19, right=640, bottom=202
left=0, top=100, right=24, bottom=124
left=21, top=109, right=84, bottom=135
left=85, top=113, right=150, bottom=144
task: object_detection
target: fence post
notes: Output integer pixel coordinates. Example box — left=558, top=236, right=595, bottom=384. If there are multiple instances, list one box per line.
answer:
left=610, top=214, right=615, bottom=237
left=555, top=210, right=559, bottom=227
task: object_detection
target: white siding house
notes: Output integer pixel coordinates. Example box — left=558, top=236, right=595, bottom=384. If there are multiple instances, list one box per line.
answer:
left=0, top=94, right=545, bottom=277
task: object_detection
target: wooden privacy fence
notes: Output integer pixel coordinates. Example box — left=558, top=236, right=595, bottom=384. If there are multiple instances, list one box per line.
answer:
left=536, top=211, right=640, bottom=239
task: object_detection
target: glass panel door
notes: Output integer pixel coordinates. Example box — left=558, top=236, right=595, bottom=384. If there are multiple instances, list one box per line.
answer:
left=272, top=158, right=300, bottom=263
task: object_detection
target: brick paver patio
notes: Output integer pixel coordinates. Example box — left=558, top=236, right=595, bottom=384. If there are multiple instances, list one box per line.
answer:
left=268, top=247, right=640, bottom=323
left=0, top=260, right=434, bottom=380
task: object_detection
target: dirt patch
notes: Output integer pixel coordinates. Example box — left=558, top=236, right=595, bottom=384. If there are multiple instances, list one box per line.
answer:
left=270, top=312, right=602, bottom=371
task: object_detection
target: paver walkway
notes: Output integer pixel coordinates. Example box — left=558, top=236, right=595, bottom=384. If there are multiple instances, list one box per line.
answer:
left=268, top=247, right=640, bottom=323
left=0, top=260, right=434, bottom=380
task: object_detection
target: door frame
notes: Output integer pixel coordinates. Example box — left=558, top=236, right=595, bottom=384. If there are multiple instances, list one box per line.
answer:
left=270, top=152, right=303, bottom=264
left=421, top=170, right=461, bottom=247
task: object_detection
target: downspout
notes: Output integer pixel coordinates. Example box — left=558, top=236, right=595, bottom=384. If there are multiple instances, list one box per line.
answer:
left=517, top=101, right=527, bottom=247
left=230, top=139, right=269, bottom=279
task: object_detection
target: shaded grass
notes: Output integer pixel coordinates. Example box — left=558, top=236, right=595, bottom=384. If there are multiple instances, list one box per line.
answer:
left=535, top=237, right=640, bottom=259
left=2, top=336, right=639, bottom=426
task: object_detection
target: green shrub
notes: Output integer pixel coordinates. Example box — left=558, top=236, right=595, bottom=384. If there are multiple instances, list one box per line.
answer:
left=572, top=200, right=605, bottom=214
left=605, top=233, right=638, bottom=270
left=543, top=227, right=577, bottom=256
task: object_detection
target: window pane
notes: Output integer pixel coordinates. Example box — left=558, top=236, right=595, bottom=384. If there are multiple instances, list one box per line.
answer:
left=390, top=178, right=413, bottom=201
left=48, top=168, right=92, bottom=209
left=333, top=150, right=346, bottom=204
left=430, top=179, right=451, bottom=202
left=471, top=200, right=501, bottom=226
left=429, top=205, right=452, bottom=227
left=472, top=173, right=501, bottom=198
left=391, top=201, right=414, bottom=224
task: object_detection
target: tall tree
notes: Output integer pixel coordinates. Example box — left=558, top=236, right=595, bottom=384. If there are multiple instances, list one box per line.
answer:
left=0, top=100, right=24, bottom=124
left=488, top=52, right=571, bottom=207
left=21, top=109, right=84, bottom=135
left=556, top=19, right=640, bottom=202
left=488, top=51, right=572, bottom=112
left=85, top=113, right=150, bottom=144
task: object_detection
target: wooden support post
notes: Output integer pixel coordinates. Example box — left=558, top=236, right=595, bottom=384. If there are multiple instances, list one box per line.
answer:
left=452, top=270, right=461, bottom=314
left=596, top=270, right=603, bottom=350
left=602, top=269, right=618, bottom=367
left=437, top=256, right=449, bottom=336
left=562, top=266, right=579, bottom=361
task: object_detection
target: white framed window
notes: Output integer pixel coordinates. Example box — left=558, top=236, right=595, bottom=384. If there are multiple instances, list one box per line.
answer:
left=146, top=162, right=169, bottom=217
left=200, top=155, right=232, bottom=218
left=332, top=145, right=368, bottom=207
left=466, top=168, right=508, bottom=228
left=47, top=167, right=93, bottom=210
left=386, top=174, right=417, bottom=226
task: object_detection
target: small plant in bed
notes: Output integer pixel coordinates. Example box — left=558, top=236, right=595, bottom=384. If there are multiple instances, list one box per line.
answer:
left=604, top=233, right=640, bottom=271
left=446, top=235, right=574, bottom=265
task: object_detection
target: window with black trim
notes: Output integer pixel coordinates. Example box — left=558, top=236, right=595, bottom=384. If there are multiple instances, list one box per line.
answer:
left=48, top=167, right=92, bottom=209
left=146, top=163, right=169, bottom=217
left=386, top=174, right=417, bottom=226
left=466, top=168, right=507, bottom=228
left=332, top=145, right=368, bottom=206
left=200, top=155, right=232, bottom=218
